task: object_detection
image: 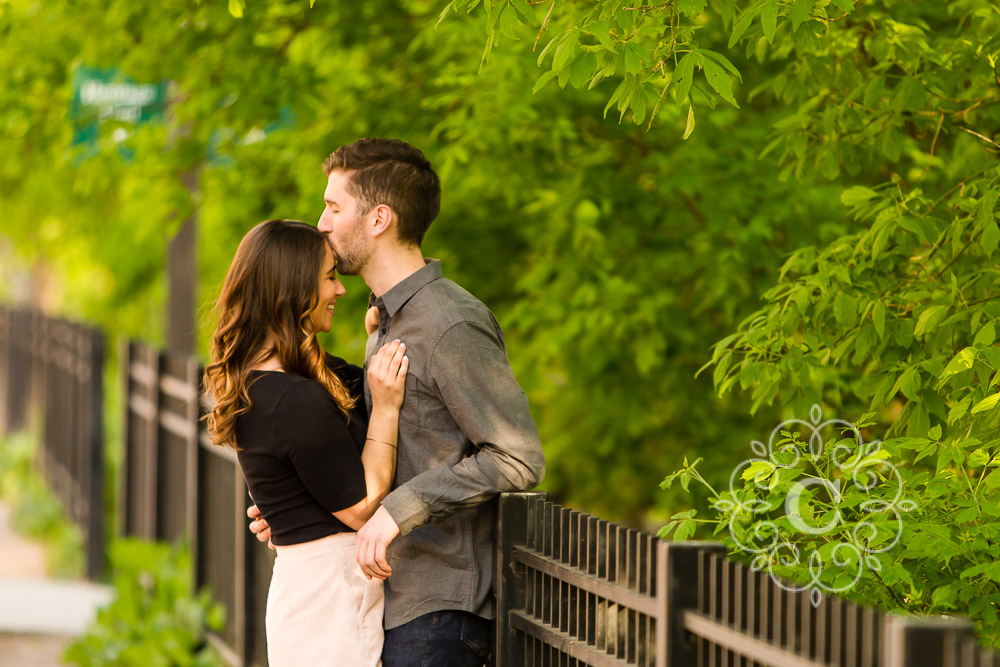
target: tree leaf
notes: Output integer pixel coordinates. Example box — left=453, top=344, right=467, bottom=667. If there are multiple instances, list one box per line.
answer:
left=532, top=69, right=558, bottom=94
left=623, top=42, right=644, bottom=75
left=940, top=348, right=976, bottom=380
left=228, top=0, right=244, bottom=18
left=702, top=57, right=739, bottom=108
left=674, top=52, right=696, bottom=102
left=841, top=186, right=877, bottom=207
left=891, top=366, right=922, bottom=402
left=729, top=5, right=761, bottom=48
left=872, top=300, right=886, bottom=339
left=975, top=321, right=996, bottom=348
left=914, top=305, right=948, bottom=338
left=699, top=49, right=743, bottom=80
left=791, top=0, right=814, bottom=32
left=972, top=392, right=1000, bottom=416
left=982, top=219, right=1000, bottom=257
left=761, top=1, right=778, bottom=44
left=677, top=0, right=708, bottom=20
left=682, top=103, right=696, bottom=140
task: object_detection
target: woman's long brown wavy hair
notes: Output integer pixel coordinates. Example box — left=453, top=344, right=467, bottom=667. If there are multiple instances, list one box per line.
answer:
left=203, top=219, right=356, bottom=450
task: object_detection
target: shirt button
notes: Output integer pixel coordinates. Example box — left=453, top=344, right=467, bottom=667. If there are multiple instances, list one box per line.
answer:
left=379, top=327, right=387, bottom=336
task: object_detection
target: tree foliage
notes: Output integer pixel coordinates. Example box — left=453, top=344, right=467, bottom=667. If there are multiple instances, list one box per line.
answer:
left=1, top=0, right=998, bottom=547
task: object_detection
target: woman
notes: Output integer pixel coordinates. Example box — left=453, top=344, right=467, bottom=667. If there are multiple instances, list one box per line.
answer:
left=203, top=219, right=407, bottom=666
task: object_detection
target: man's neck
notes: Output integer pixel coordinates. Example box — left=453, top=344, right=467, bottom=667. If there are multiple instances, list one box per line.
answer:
left=362, top=246, right=428, bottom=298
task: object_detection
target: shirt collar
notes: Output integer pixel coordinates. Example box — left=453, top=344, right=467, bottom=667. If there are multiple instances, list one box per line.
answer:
left=368, top=259, right=442, bottom=317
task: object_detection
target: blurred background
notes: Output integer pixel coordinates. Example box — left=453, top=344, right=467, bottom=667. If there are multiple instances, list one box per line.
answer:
left=0, top=0, right=847, bottom=527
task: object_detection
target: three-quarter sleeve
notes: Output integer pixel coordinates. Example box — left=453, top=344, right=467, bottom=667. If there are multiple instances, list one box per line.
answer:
left=273, top=380, right=367, bottom=513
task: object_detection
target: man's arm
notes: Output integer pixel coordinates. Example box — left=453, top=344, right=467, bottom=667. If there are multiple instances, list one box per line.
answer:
left=357, top=318, right=544, bottom=577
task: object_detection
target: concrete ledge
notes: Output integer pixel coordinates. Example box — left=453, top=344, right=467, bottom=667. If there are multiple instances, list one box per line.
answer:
left=0, top=577, right=112, bottom=637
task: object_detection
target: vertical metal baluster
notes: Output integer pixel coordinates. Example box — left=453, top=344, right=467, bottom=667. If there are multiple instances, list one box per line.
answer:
left=746, top=565, right=758, bottom=667
left=815, top=594, right=828, bottom=664
left=596, top=519, right=608, bottom=653
left=784, top=590, right=800, bottom=653
left=829, top=596, right=842, bottom=667
left=861, top=605, right=876, bottom=667
left=708, top=553, right=720, bottom=667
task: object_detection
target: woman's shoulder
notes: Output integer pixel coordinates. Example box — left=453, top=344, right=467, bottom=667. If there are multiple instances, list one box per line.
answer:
left=324, top=353, right=364, bottom=394
left=251, top=371, right=333, bottom=411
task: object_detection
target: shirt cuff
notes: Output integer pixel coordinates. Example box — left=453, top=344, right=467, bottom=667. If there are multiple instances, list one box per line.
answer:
left=381, top=484, right=430, bottom=536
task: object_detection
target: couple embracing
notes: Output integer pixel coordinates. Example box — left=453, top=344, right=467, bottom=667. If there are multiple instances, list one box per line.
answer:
left=203, top=138, right=545, bottom=666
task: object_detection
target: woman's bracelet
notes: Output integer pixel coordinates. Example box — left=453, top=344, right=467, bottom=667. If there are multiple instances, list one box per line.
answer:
left=366, top=437, right=397, bottom=449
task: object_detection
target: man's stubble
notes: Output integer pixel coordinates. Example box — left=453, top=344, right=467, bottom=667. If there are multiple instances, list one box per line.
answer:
left=331, top=213, right=374, bottom=277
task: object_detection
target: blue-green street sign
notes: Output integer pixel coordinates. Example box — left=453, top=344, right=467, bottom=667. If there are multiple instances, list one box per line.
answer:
left=70, top=66, right=168, bottom=148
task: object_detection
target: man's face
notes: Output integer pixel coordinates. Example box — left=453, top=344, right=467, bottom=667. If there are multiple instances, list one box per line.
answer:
left=318, top=170, right=373, bottom=276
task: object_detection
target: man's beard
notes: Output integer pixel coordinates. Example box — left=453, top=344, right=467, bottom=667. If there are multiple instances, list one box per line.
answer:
left=332, top=216, right=373, bottom=276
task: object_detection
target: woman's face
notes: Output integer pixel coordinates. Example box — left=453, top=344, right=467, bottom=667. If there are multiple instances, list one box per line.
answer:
left=308, top=243, right=346, bottom=333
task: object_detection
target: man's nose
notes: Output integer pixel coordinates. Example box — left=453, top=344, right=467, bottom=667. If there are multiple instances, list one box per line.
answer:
left=317, top=212, right=330, bottom=232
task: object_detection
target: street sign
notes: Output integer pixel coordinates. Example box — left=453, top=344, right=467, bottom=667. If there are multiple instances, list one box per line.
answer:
left=70, top=65, right=168, bottom=148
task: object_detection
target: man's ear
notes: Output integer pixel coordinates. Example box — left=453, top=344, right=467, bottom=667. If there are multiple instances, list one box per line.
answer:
left=370, top=204, right=395, bottom=239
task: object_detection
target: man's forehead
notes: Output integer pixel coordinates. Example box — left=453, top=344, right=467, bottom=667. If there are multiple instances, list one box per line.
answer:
left=323, top=171, right=350, bottom=200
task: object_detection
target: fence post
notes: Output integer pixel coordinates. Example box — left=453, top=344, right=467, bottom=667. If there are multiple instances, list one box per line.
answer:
left=117, top=338, right=133, bottom=538
left=84, top=327, right=105, bottom=579
left=495, top=491, right=546, bottom=667
left=185, top=357, right=201, bottom=576
left=234, top=461, right=249, bottom=663
left=658, top=541, right=725, bottom=667
left=881, top=614, right=976, bottom=667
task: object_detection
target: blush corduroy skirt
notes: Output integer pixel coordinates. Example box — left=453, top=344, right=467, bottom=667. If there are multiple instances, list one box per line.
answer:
left=267, top=532, right=384, bottom=667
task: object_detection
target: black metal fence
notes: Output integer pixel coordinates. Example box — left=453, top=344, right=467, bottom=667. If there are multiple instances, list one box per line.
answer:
left=3, top=308, right=998, bottom=666
left=0, top=306, right=105, bottom=579
left=119, top=339, right=271, bottom=665
left=495, top=492, right=998, bottom=667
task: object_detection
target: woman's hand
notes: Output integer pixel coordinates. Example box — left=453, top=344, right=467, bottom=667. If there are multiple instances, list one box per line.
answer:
left=365, top=307, right=379, bottom=336
left=368, top=339, right=408, bottom=411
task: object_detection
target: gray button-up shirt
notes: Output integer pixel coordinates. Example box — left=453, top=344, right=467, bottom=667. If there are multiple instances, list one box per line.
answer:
left=364, top=260, right=545, bottom=630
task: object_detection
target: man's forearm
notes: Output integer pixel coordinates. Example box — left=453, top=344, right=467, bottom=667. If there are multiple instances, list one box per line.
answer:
left=382, top=437, right=544, bottom=535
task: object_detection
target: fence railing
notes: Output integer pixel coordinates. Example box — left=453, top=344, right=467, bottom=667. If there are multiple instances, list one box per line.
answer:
left=495, top=492, right=999, bottom=667
left=0, top=306, right=105, bottom=579
left=119, top=339, right=271, bottom=666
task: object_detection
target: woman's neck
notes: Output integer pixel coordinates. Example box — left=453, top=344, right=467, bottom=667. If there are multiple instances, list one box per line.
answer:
left=251, top=347, right=284, bottom=372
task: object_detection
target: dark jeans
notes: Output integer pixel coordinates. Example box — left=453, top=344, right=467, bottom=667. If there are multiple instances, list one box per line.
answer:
left=382, top=610, right=493, bottom=667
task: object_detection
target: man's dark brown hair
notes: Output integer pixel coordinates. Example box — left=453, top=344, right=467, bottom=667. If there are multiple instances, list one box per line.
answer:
left=323, top=138, right=441, bottom=247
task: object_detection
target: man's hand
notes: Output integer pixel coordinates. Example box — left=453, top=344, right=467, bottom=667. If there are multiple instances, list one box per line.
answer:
left=356, top=505, right=400, bottom=580
left=247, top=504, right=275, bottom=550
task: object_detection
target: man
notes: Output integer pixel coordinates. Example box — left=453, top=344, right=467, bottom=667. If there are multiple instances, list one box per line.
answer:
left=249, top=138, right=545, bottom=666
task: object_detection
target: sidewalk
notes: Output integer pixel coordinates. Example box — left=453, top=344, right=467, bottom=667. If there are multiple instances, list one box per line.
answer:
left=0, top=501, right=111, bottom=666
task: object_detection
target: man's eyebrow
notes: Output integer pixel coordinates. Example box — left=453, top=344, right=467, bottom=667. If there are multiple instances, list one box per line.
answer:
left=324, top=197, right=339, bottom=206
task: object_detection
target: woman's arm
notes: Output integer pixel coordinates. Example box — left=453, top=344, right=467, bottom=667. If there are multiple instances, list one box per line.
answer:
left=333, top=339, right=407, bottom=530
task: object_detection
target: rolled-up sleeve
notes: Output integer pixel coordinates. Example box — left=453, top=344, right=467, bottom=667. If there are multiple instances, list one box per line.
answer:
left=381, top=320, right=545, bottom=534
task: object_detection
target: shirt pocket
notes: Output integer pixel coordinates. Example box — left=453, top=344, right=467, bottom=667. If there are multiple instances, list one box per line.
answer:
left=409, top=375, right=454, bottom=432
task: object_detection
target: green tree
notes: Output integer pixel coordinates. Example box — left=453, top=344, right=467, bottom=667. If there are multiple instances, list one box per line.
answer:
left=463, top=0, right=1000, bottom=644
left=6, top=0, right=995, bottom=531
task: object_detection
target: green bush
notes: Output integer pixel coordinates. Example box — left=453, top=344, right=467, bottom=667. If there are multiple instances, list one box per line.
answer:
left=64, top=538, right=226, bottom=667
left=0, top=431, right=84, bottom=578
left=661, top=411, right=1000, bottom=647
